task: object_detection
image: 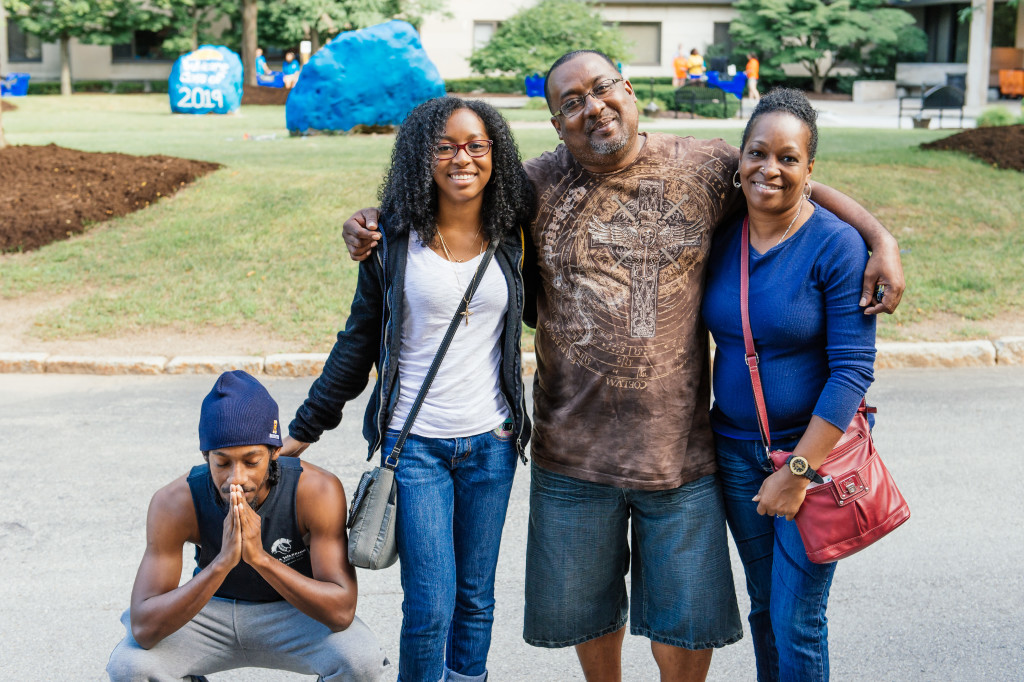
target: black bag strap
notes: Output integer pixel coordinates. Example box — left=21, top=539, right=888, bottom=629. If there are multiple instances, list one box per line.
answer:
left=383, top=239, right=498, bottom=469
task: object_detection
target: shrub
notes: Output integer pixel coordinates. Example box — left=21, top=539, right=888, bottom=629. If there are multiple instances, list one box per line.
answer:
left=445, top=77, right=524, bottom=94
left=976, top=108, right=1016, bottom=128
left=27, top=80, right=169, bottom=95
left=637, top=84, right=741, bottom=119
left=468, top=0, right=629, bottom=80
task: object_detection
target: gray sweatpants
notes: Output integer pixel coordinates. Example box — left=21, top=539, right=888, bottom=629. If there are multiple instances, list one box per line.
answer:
left=106, top=597, right=390, bottom=681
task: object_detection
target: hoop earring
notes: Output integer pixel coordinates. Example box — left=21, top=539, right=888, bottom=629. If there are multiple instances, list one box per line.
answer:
left=733, top=170, right=742, bottom=188
left=803, top=183, right=812, bottom=201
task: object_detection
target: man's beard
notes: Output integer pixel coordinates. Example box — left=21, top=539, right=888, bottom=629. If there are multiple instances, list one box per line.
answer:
left=583, top=111, right=636, bottom=160
left=590, top=132, right=630, bottom=155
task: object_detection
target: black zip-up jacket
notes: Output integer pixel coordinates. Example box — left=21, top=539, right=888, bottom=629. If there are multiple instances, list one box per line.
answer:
left=289, top=228, right=532, bottom=461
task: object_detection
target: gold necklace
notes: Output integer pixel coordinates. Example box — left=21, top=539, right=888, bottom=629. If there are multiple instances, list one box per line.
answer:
left=435, top=226, right=485, bottom=325
left=436, top=226, right=483, bottom=263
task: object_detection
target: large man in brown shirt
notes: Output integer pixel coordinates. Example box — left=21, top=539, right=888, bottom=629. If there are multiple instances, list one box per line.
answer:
left=343, top=50, right=903, bottom=682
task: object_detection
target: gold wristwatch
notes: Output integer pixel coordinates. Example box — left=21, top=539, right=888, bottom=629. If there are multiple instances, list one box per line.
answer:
left=786, top=455, right=824, bottom=484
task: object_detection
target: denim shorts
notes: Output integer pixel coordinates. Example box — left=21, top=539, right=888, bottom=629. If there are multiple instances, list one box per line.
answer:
left=523, top=464, right=743, bottom=650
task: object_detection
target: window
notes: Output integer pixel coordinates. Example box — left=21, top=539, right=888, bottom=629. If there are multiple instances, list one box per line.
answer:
left=712, top=22, right=733, bottom=57
left=7, top=22, right=42, bottom=62
left=473, top=21, right=501, bottom=50
left=616, top=23, right=661, bottom=66
left=112, top=29, right=174, bottom=62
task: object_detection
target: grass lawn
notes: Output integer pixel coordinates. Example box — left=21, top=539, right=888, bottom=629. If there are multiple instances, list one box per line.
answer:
left=1, top=94, right=1021, bottom=350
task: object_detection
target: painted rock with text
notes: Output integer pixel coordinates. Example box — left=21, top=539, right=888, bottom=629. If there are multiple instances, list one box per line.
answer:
left=286, top=21, right=446, bottom=134
left=168, top=45, right=243, bottom=115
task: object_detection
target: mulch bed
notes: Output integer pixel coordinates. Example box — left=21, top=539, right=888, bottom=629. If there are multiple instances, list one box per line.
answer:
left=242, top=84, right=291, bottom=106
left=0, top=144, right=220, bottom=253
left=921, top=125, right=1024, bottom=172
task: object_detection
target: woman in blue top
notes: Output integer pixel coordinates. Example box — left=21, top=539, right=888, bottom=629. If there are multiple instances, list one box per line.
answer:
left=280, top=96, right=534, bottom=682
left=702, top=88, right=877, bottom=681
left=282, top=50, right=300, bottom=88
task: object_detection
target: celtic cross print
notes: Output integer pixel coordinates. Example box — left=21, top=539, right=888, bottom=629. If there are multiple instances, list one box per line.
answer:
left=588, top=179, right=703, bottom=337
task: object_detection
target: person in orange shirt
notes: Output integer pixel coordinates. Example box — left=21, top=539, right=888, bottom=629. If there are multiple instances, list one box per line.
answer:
left=672, top=45, right=688, bottom=87
left=745, top=53, right=761, bottom=101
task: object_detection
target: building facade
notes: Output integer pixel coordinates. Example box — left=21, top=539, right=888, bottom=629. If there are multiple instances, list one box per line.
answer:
left=1, top=1, right=739, bottom=84
left=3, top=1, right=1021, bottom=89
left=420, top=0, right=738, bottom=80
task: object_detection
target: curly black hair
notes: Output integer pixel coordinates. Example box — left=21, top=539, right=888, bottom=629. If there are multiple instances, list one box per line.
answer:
left=740, top=87, right=819, bottom=161
left=377, top=97, right=535, bottom=247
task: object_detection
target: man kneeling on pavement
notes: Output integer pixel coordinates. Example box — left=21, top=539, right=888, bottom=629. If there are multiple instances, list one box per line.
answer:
left=106, top=370, right=389, bottom=681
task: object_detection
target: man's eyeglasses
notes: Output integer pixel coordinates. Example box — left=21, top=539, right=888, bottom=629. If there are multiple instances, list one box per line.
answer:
left=432, top=140, right=494, bottom=160
left=554, top=78, right=624, bottom=118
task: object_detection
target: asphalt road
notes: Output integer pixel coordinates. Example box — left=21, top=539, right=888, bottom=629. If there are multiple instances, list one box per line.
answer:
left=1, top=368, right=1021, bottom=681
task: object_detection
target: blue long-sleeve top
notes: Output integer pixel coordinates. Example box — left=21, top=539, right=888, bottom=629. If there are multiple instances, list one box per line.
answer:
left=702, top=203, right=876, bottom=441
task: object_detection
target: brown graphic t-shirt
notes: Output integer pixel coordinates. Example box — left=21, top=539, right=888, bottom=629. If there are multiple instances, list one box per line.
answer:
left=524, top=132, right=741, bottom=490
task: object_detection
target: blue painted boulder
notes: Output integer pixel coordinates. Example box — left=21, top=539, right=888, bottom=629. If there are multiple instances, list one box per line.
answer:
left=169, top=45, right=243, bottom=115
left=286, top=21, right=446, bottom=134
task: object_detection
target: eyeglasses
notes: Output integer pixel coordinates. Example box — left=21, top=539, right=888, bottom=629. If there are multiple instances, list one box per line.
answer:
left=432, top=140, right=493, bottom=160
left=554, top=78, right=624, bottom=118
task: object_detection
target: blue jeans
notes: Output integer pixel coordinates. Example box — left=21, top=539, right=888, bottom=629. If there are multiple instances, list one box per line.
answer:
left=714, top=433, right=837, bottom=682
left=384, top=425, right=517, bottom=682
left=524, top=465, right=742, bottom=650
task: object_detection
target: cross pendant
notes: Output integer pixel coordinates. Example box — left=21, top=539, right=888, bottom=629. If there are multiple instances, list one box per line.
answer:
left=460, top=309, right=473, bottom=326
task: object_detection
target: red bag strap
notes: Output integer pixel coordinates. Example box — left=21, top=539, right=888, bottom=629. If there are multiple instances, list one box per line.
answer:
left=740, top=217, right=774, bottom=454
left=740, top=218, right=873, bottom=456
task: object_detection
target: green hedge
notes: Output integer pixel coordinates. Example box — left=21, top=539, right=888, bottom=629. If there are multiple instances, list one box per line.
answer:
left=755, top=74, right=854, bottom=95
left=445, top=76, right=524, bottom=94
left=636, top=83, right=741, bottom=119
left=27, top=80, right=170, bottom=95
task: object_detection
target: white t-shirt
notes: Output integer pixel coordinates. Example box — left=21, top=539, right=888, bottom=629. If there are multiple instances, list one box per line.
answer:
left=388, top=238, right=510, bottom=438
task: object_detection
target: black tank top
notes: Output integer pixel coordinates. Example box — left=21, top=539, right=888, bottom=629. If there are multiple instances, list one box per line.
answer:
left=187, top=457, right=313, bottom=602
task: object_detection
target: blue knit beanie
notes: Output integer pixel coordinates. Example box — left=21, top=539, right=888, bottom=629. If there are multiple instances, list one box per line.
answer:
left=199, top=370, right=283, bottom=452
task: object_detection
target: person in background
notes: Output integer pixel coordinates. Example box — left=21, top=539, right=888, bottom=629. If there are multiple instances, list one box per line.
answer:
left=673, top=44, right=688, bottom=87
left=255, top=47, right=270, bottom=76
left=686, top=48, right=706, bottom=80
left=283, top=50, right=301, bottom=88
left=703, top=88, right=877, bottom=681
left=746, top=53, right=761, bottom=101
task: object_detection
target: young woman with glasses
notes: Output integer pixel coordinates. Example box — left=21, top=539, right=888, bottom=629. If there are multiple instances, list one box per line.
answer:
left=280, top=96, right=535, bottom=682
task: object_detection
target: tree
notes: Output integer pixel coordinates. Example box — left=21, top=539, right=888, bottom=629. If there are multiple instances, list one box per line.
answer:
left=258, top=0, right=449, bottom=55
left=152, top=0, right=236, bottom=54
left=377, top=0, right=448, bottom=32
left=241, top=0, right=257, bottom=86
left=258, top=0, right=350, bottom=54
left=469, top=0, right=630, bottom=80
left=730, top=0, right=925, bottom=93
left=2, top=0, right=161, bottom=95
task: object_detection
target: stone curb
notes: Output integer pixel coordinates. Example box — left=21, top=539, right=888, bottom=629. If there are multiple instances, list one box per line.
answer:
left=164, top=356, right=264, bottom=375
left=2, top=341, right=1022, bottom=376
left=875, top=340, right=997, bottom=369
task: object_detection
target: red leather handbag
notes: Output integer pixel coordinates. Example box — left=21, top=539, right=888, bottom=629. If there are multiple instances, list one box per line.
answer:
left=738, top=218, right=910, bottom=563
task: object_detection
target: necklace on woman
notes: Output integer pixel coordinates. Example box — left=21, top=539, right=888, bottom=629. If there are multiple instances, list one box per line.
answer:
left=774, top=196, right=804, bottom=247
left=436, top=226, right=483, bottom=263
left=435, top=225, right=485, bottom=325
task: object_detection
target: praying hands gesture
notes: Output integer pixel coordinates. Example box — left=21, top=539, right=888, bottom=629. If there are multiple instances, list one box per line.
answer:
left=219, top=483, right=275, bottom=571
